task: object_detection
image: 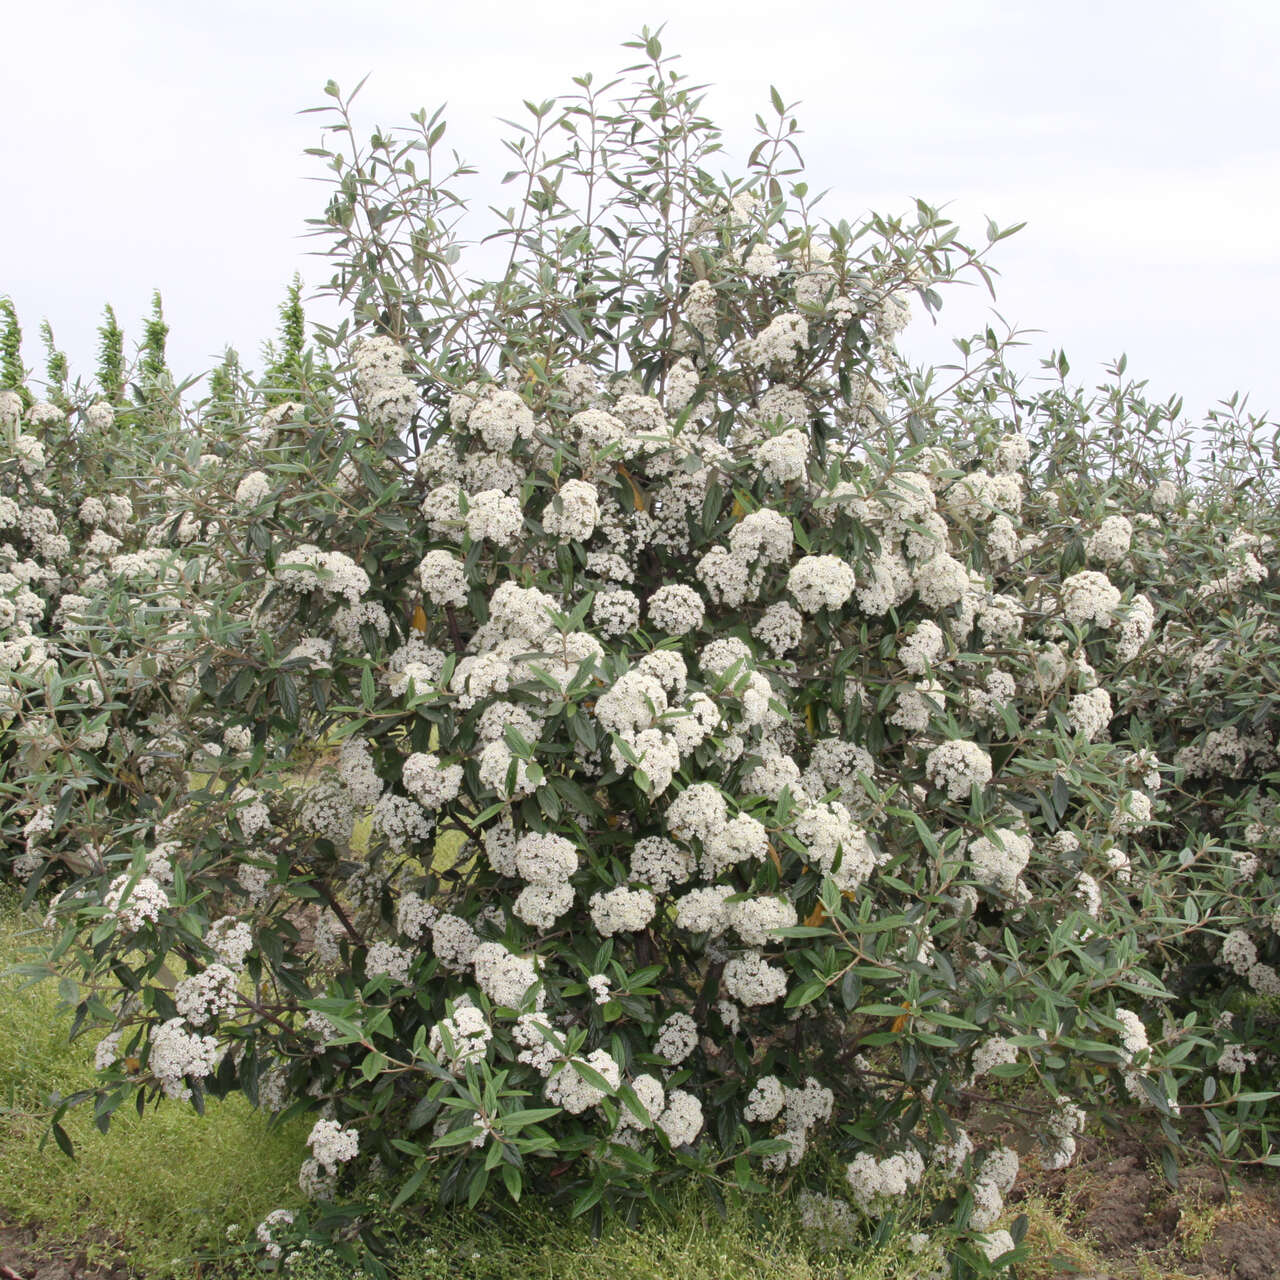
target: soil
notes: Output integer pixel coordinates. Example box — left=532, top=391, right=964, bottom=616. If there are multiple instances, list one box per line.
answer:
left=0, top=1223, right=129, bottom=1280
left=1011, top=1131, right=1280, bottom=1280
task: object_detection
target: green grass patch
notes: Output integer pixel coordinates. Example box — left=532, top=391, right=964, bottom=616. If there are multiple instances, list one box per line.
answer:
left=0, top=891, right=309, bottom=1278
left=273, top=1187, right=930, bottom=1280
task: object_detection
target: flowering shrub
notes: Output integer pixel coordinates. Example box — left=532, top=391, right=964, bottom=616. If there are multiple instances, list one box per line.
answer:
left=4, top=31, right=1279, bottom=1275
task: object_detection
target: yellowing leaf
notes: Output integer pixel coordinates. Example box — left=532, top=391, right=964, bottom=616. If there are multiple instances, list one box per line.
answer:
left=617, top=464, right=647, bottom=512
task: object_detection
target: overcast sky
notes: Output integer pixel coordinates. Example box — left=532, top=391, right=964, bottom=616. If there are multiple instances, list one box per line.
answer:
left=3, top=0, right=1277, bottom=424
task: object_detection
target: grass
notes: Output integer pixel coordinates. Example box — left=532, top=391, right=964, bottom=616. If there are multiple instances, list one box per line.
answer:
left=0, top=891, right=310, bottom=1278
left=270, top=1189, right=933, bottom=1280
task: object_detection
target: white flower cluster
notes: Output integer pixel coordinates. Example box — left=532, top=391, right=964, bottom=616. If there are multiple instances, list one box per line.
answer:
left=760, top=1077, right=835, bottom=1170
left=401, top=751, right=463, bottom=808
left=654, top=1011, right=698, bottom=1064
left=1068, top=687, right=1112, bottom=741
left=1086, top=514, right=1133, bottom=564
left=174, top=963, right=238, bottom=1026
left=544, top=1048, right=621, bottom=1114
left=741, top=313, right=808, bottom=366
left=969, top=829, right=1032, bottom=898
left=792, top=801, right=875, bottom=892
left=149, top=1017, right=221, bottom=1100
left=307, top=1118, right=359, bottom=1174
left=969, top=1145, right=1019, bottom=1230
left=274, top=545, right=370, bottom=603
left=647, top=583, right=705, bottom=635
left=207, top=917, right=254, bottom=969
left=431, top=913, right=480, bottom=971
left=723, top=950, right=788, bottom=1006
left=471, top=941, right=541, bottom=1009
left=924, top=740, right=993, bottom=801
left=1061, top=570, right=1120, bottom=628
left=234, top=470, right=271, bottom=509
left=899, top=620, right=945, bottom=674
left=845, top=1146, right=925, bottom=1214
left=465, top=385, right=536, bottom=451
left=589, top=884, right=657, bottom=936
left=542, top=479, right=600, bottom=542
left=365, top=940, right=413, bottom=984
left=788, top=555, right=855, bottom=612
left=353, top=334, right=419, bottom=430
left=655, top=1088, right=704, bottom=1146
left=429, top=998, right=493, bottom=1072
left=464, top=489, right=523, bottom=546
left=628, top=835, right=694, bottom=893
left=1041, top=1100, right=1086, bottom=1170
left=417, top=550, right=468, bottom=606
left=103, top=873, right=169, bottom=931
left=513, top=831, right=577, bottom=930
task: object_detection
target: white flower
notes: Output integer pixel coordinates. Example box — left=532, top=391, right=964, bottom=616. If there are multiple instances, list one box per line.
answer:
left=1086, top=514, right=1132, bottom=565
left=744, top=1075, right=786, bottom=1122
left=654, top=1012, right=698, bottom=1064
left=844, top=1147, right=925, bottom=1213
left=755, top=429, right=810, bottom=484
left=656, top=1089, right=704, bottom=1145
left=742, top=313, right=808, bottom=366
left=149, top=1017, right=221, bottom=1100
left=307, top=1118, right=359, bottom=1174
left=647, top=584, right=705, bottom=635
left=788, top=555, right=856, bottom=612
left=1068, top=687, right=1112, bottom=741
left=743, top=242, right=782, bottom=278
left=174, top=964, right=238, bottom=1026
left=466, top=387, right=535, bottom=451
left=397, top=892, right=438, bottom=941
left=417, top=550, right=468, bottom=606
left=728, top=508, right=794, bottom=565
left=465, top=489, right=523, bottom=545
left=673, top=885, right=734, bottom=935
left=592, top=589, right=641, bottom=637
left=542, top=479, right=600, bottom=541
left=1061, top=570, right=1120, bottom=628
left=588, top=884, right=657, bottom=936
left=753, top=601, right=803, bottom=655
left=103, top=874, right=169, bottom=932
left=912, top=553, right=968, bottom=609
left=207, top=917, right=254, bottom=969
left=970, top=829, right=1032, bottom=896
left=924, top=740, right=993, bottom=801
left=430, top=999, right=492, bottom=1072
left=472, top=941, right=542, bottom=1009
left=723, top=950, right=788, bottom=1005
left=234, top=471, right=271, bottom=509
left=366, top=941, right=412, bottom=984
left=353, top=335, right=418, bottom=429
left=401, top=751, right=463, bottom=808
left=545, top=1048, right=620, bottom=1113
left=514, top=881, right=575, bottom=930
left=628, top=836, right=694, bottom=893
left=727, top=895, right=798, bottom=947
left=793, top=802, right=875, bottom=892
left=431, top=914, right=480, bottom=971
